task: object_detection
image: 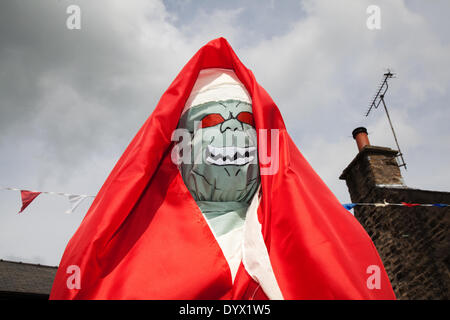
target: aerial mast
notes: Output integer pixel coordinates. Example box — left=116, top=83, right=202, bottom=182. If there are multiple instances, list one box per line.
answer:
left=366, top=70, right=407, bottom=170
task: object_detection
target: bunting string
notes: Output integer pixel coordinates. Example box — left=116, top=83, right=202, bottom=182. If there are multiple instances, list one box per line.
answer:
left=1, top=186, right=448, bottom=215
left=1, top=187, right=95, bottom=214
left=343, top=201, right=449, bottom=211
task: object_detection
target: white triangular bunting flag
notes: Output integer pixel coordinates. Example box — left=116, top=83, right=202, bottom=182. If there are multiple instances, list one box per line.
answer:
left=65, top=194, right=88, bottom=214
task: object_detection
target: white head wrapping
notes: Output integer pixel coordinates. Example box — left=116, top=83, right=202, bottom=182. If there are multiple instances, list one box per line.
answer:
left=182, top=68, right=252, bottom=115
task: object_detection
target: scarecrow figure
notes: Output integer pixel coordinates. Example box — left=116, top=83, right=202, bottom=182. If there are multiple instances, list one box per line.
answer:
left=50, top=38, right=395, bottom=300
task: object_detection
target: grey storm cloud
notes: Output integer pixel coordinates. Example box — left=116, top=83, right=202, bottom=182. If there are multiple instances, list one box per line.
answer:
left=0, top=0, right=449, bottom=265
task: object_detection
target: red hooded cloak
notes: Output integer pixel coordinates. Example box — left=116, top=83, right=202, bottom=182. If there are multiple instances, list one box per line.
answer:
left=50, top=38, right=395, bottom=300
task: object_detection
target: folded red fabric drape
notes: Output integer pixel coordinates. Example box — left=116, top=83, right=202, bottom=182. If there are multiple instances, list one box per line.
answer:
left=50, top=38, right=395, bottom=300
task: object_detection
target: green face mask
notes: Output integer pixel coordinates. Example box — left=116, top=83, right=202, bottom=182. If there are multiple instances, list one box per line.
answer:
left=177, top=99, right=260, bottom=204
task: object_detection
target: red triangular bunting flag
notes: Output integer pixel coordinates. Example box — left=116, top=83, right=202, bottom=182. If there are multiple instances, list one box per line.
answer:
left=19, top=190, right=41, bottom=213
left=401, top=202, right=420, bottom=207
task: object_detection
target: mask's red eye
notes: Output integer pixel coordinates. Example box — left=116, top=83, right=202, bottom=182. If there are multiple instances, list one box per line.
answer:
left=201, top=113, right=225, bottom=128
left=236, top=112, right=255, bottom=127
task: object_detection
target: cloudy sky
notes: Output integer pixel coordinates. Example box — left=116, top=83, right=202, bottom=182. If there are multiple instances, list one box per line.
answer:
left=1, top=0, right=449, bottom=266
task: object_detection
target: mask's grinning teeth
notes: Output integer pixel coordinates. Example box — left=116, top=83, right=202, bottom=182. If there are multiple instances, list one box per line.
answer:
left=206, top=145, right=256, bottom=166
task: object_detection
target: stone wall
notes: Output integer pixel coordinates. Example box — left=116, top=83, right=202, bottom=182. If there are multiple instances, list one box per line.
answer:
left=353, top=187, right=450, bottom=299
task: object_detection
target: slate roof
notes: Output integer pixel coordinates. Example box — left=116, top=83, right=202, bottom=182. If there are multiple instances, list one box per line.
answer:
left=0, top=259, right=57, bottom=296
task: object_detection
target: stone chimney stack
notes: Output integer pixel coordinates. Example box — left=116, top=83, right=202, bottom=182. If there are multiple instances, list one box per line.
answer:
left=340, top=127, right=405, bottom=203
left=339, top=127, right=450, bottom=300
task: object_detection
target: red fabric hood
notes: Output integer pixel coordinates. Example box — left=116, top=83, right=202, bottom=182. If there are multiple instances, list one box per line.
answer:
left=50, top=38, right=395, bottom=300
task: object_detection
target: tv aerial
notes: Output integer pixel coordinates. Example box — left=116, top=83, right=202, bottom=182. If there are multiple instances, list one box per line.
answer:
left=365, top=69, right=407, bottom=170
